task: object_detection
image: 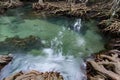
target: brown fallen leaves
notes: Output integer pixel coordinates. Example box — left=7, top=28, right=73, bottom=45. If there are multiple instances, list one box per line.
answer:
left=4, top=70, right=64, bottom=80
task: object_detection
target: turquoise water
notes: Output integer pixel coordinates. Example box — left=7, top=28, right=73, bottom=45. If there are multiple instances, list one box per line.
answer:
left=0, top=6, right=105, bottom=80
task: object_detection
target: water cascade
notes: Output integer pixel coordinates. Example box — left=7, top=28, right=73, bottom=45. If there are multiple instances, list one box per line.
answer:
left=0, top=27, right=86, bottom=80
left=73, top=19, right=82, bottom=32
left=110, top=0, right=120, bottom=18
left=0, top=6, right=105, bottom=80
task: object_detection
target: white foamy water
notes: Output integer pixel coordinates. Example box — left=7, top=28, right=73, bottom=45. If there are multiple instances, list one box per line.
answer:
left=73, top=19, right=82, bottom=32
left=0, top=49, right=86, bottom=80
left=0, top=14, right=104, bottom=80
left=0, top=27, right=86, bottom=80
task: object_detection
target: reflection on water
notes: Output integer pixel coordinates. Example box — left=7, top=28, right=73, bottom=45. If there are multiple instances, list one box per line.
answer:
left=0, top=7, right=104, bottom=80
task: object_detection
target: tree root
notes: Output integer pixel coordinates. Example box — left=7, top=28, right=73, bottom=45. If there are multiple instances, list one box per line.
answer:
left=3, top=0, right=23, bottom=8
left=0, top=55, right=12, bottom=71
left=4, top=70, right=64, bottom=80
left=105, top=38, right=120, bottom=50
left=87, top=50, right=120, bottom=80
left=98, top=19, right=120, bottom=37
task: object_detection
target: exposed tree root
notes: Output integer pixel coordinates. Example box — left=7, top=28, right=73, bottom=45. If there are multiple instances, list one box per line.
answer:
left=4, top=70, right=64, bottom=80
left=98, top=19, right=120, bottom=37
left=2, top=0, right=23, bottom=8
left=0, top=55, right=12, bottom=71
left=87, top=50, right=120, bottom=80
left=32, top=1, right=90, bottom=17
left=105, top=38, right=120, bottom=50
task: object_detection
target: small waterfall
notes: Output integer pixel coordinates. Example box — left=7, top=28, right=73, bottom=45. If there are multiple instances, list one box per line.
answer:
left=73, top=18, right=82, bottom=32
left=78, top=0, right=88, bottom=3
left=51, top=27, right=65, bottom=55
left=110, top=0, right=120, bottom=18
left=0, top=27, right=86, bottom=80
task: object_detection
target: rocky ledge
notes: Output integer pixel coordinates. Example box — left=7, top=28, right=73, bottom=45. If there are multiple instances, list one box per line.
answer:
left=0, top=55, right=12, bottom=71
left=4, top=70, right=64, bottom=80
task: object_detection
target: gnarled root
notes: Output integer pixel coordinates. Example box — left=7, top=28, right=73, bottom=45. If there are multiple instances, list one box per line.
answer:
left=4, top=70, right=64, bottom=80
left=32, top=2, right=90, bottom=17
left=3, top=0, right=23, bottom=8
left=98, top=19, right=120, bottom=37
left=0, top=55, right=12, bottom=70
left=87, top=50, right=120, bottom=80
left=105, top=38, right=120, bottom=50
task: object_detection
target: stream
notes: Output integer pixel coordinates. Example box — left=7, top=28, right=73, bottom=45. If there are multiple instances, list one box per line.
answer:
left=0, top=6, right=105, bottom=80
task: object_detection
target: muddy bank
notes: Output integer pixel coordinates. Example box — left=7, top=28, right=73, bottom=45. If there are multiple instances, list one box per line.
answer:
left=0, top=55, right=12, bottom=71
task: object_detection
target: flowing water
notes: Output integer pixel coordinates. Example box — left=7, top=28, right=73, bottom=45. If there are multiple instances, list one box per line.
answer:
left=0, top=6, right=105, bottom=80
left=110, top=0, right=120, bottom=18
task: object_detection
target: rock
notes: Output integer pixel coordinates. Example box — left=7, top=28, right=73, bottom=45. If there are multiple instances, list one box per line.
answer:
left=87, top=50, right=120, bottom=80
left=0, top=35, right=43, bottom=52
left=4, top=70, right=64, bottom=80
left=0, top=55, right=12, bottom=71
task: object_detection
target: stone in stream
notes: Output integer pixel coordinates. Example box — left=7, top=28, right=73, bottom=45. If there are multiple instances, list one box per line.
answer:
left=0, top=55, right=12, bottom=71
left=87, top=50, right=120, bottom=80
left=4, top=70, right=64, bottom=80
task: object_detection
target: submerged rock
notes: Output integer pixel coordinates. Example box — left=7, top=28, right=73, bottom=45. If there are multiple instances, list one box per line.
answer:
left=0, top=55, right=12, bottom=71
left=0, top=35, right=43, bottom=52
left=87, top=50, right=120, bottom=80
left=4, top=70, right=64, bottom=80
